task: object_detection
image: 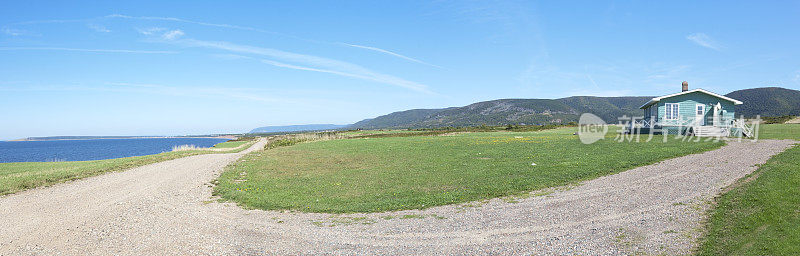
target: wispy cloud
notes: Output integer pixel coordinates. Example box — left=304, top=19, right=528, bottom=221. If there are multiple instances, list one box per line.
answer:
left=10, top=14, right=442, bottom=63
left=341, top=43, right=442, bottom=68
left=88, top=24, right=111, bottom=33
left=686, top=33, right=723, bottom=51
left=11, top=14, right=286, bottom=37
left=518, top=61, right=584, bottom=88
left=2, top=27, right=29, bottom=36
left=518, top=60, right=698, bottom=98
left=106, top=14, right=440, bottom=60
left=259, top=59, right=431, bottom=93
left=106, top=14, right=277, bottom=34
left=567, top=88, right=634, bottom=97
left=793, top=70, right=800, bottom=84
left=161, top=29, right=185, bottom=40
left=0, top=82, right=293, bottom=104
left=0, top=83, right=357, bottom=114
left=5, top=14, right=432, bottom=93
left=10, top=18, right=90, bottom=25
left=167, top=39, right=432, bottom=93
left=585, top=73, right=600, bottom=88
left=209, top=53, right=431, bottom=92
left=0, top=47, right=177, bottom=54
left=136, top=27, right=166, bottom=35
left=645, top=65, right=690, bottom=81
left=209, top=53, right=253, bottom=60
left=105, top=82, right=291, bottom=103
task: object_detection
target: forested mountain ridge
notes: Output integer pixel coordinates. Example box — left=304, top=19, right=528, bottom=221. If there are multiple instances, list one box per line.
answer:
left=724, top=87, right=800, bottom=117
left=351, top=96, right=652, bottom=129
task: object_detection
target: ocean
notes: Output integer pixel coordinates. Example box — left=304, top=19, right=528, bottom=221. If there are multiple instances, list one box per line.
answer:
left=0, top=138, right=230, bottom=163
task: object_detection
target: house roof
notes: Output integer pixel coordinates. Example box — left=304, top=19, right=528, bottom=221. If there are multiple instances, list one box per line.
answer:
left=639, top=88, right=743, bottom=109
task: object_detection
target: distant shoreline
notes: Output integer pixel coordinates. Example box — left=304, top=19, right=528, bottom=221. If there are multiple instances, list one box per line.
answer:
left=8, top=135, right=238, bottom=142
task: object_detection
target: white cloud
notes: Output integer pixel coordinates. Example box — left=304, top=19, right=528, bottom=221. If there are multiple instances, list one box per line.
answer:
left=0, top=47, right=176, bottom=54
left=161, top=30, right=185, bottom=40
left=341, top=43, right=442, bottom=68
left=168, top=39, right=432, bottom=93
left=686, top=33, right=723, bottom=51
left=136, top=27, right=166, bottom=35
left=88, top=24, right=111, bottom=33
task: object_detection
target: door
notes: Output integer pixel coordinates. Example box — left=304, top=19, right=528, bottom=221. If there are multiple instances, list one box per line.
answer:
left=695, top=104, right=705, bottom=126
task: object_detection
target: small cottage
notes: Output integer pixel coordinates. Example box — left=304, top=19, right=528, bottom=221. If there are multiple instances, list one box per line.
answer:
left=632, top=81, right=750, bottom=137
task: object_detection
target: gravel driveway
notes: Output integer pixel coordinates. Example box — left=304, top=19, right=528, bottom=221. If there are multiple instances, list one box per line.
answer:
left=0, top=139, right=794, bottom=255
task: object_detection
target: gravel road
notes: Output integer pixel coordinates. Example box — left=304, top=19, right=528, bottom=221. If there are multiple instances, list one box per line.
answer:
left=0, top=139, right=794, bottom=255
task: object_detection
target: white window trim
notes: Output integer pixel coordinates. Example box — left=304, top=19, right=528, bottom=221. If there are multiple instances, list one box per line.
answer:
left=665, top=103, right=679, bottom=120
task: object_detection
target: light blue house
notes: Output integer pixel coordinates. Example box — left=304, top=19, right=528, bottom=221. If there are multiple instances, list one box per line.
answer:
left=631, top=82, right=750, bottom=137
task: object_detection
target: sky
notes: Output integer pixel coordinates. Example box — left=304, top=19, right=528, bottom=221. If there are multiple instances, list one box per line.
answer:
left=1, top=1, right=799, bottom=140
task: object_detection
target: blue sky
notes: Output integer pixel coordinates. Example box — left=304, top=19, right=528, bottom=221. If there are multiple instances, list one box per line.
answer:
left=1, top=1, right=799, bottom=140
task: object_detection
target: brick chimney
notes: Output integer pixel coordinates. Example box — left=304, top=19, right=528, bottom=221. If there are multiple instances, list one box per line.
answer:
left=682, top=81, right=688, bottom=92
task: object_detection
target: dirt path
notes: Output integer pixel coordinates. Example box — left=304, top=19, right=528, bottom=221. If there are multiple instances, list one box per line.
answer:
left=0, top=139, right=794, bottom=255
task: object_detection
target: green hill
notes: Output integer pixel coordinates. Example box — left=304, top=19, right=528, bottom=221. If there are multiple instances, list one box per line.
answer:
left=724, top=87, right=800, bottom=117
left=352, top=96, right=652, bottom=129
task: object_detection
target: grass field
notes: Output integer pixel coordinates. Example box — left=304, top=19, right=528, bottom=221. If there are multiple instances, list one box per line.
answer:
left=757, top=123, right=800, bottom=140
left=0, top=140, right=256, bottom=196
left=697, top=144, right=800, bottom=255
left=0, top=151, right=205, bottom=196
left=214, top=127, right=724, bottom=213
left=338, top=130, right=420, bottom=136
left=212, top=140, right=249, bottom=148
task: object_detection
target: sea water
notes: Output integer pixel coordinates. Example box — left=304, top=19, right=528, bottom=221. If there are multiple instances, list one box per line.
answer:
left=0, top=138, right=229, bottom=163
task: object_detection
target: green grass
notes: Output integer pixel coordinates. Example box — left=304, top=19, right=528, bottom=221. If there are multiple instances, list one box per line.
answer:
left=697, top=145, right=800, bottom=255
left=0, top=140, right=257, bottom=196
left=213, top=140, right=248, bottom=148
left=757, top=124, right=800, bottom=140
left=0, top=150, right=204, bottom=195
left=339, top=130, right=420, bottom=136
left=338, top=125, right=569, bottom=138
left=214, top=127, right=724, bottom=213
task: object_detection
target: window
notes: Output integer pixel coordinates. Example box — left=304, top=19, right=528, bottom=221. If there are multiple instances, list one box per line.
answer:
left=651, top=106, right=657, bottom=120
left=665, top=103, right=679, bottom=120
left=696, top=105, right=704, bottom=115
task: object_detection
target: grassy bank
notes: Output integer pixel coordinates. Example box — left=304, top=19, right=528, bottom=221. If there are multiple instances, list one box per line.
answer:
left=757, top=123, right=800, bottom=140
left=214, top=127, right=724, bottom=213
left=0, top=151, right=204, bottom=195
left=697, top=144, right=800, bottom=255
left=213, top=140, right=249, bottom=148
left=0, top=140, right=257, bottom=196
